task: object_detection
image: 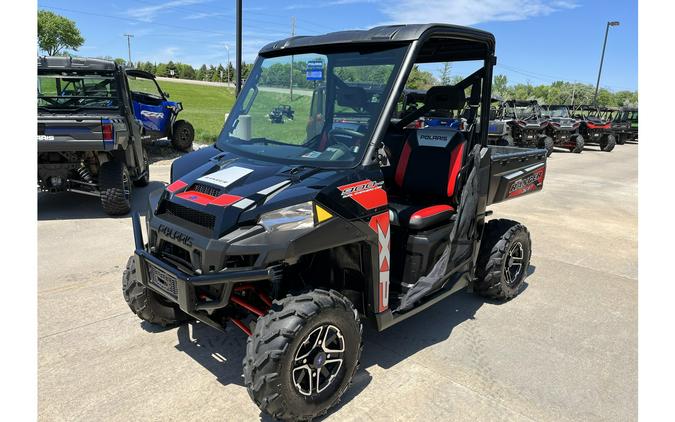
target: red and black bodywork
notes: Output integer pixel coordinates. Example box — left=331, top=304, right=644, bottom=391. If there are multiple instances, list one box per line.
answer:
left=571, top=105, right=616, bottom=150
left=129, top=24, right=547, bottom=335
left=541, top=104, right=583, bottom=151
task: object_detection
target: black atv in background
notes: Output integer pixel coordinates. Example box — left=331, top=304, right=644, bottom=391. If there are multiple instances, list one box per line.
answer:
left=38, top=56, right=149, bottom=215
left=541, top=104, right=584, bottom=153
left=491, top=100, right=553, bottom=157
left=570, top=105, right=616, bottom=152
left=612, top=106, right=638, bottom=144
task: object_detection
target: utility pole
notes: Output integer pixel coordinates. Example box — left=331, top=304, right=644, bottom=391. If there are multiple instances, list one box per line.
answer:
left=290, top=16, right=296, bottom=101
left=235, top=0, right=243, bottom=97
left=225, top=44, right=231, bottom=87
left=593, top=21, right=620, bottom=106
left=123, top=34, right=134, bottom=67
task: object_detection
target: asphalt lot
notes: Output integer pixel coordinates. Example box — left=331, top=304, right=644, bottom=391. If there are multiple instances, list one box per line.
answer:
left=38, top=142, right=637, bottom=421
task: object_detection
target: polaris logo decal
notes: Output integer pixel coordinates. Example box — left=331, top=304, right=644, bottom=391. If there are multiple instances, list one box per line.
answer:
left=158, top=224, right=193, bottom=247
left=416, top=130, right=455, bottom=147
left=37, top=135, right=55, bottom=141
left=140, top=110, right=165, bottom=119
left=339, top=180, right=383, bottom=198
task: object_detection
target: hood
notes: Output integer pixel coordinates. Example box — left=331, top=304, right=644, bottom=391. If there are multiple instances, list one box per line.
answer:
left=549, top=117, right=577, bottom=127
left=157, top=152, right=340, bottom=237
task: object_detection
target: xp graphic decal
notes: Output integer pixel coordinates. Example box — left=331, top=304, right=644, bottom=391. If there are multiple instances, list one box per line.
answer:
left=369, top=212, right=390, bottom=312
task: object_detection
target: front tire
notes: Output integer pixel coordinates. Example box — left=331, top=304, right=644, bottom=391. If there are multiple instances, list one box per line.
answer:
left=244, top=289, right=362, bottom=421
left=122, top=256, right=188, bottom=326
left=538, top=135, right=554, bottom=157
left=475, top=219, right=532, bottom=300
left=600, top=134, right=616, bottom=152
left=171, top=120, right=194, bottom=151
left=99, top=160, right=131, bottom=215
left=570, top=134, right=585, bottom=153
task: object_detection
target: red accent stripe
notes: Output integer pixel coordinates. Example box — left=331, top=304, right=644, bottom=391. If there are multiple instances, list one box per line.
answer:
left=410, top=205, right=455, bottom=220
left=395, top=141, right=411, bottom=187
left=211, top=193, right=243, bottom=206
left=166, top=180, right=188, bottom=193
left=587, top=122, right=611, bottom=129
left=175, top=191, right=243, bottom=207
left=447, top=142, right=466, bottom=198
left=176, top=191, right=215, bottom=206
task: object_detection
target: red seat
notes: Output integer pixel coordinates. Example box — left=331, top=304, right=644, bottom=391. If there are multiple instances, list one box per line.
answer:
left=388, top=127, right=466, bottom=230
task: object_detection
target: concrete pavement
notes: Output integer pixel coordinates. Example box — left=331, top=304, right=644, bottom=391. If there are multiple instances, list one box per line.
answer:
left=38, top=143, right=637, bottom=421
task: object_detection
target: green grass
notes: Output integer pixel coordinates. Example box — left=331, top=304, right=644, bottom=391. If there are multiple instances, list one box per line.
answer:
left=246, top=91, right=312, bottom=144
left=153, top=79, right=236, bottom=144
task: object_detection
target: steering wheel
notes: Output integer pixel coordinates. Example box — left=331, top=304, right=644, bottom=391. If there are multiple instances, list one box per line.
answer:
left=328, top=127, right=365, bottom=148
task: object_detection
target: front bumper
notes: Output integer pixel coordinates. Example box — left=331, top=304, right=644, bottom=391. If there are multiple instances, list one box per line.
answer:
left=132, top=212, right=274, bottom=315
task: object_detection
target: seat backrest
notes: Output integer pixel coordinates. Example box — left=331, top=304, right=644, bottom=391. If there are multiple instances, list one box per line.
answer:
left=393, top=128, right=466, bottom=202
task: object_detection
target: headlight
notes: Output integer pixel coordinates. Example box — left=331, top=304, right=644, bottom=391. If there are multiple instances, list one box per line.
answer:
left=259, top=201, right=314, bottom=232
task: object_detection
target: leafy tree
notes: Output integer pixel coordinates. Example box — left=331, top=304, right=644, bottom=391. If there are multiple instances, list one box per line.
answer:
left=405, top=65, right=437, bottom=90
left=493, top=74, right=508, bottom=98
left=38, top=10, right=85, bottom=56
left=197, top=64, right=208, bottom=80
left=438, top=62, right=452, bottom=85
left=113, top=58, right=126, bottom=66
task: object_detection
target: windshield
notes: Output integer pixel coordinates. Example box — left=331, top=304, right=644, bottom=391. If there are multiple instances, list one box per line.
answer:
left=217, top=46, right=407, bottom=167
left=543, top=106, right=569, bottom=118
left=505, top=103, right=538, bottom=119
left=38, top=73, right=120, bottom=110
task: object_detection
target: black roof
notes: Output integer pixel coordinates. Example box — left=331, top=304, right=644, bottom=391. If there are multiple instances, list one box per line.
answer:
left=505, top=100, right=539, bottom=106
left=260, top=24, right=495, bottom=57
left=38, top=56, right=118, bottom=71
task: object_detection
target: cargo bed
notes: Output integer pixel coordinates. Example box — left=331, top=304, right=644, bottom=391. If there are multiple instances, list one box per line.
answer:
left=486, top=145, right=547, bottom=205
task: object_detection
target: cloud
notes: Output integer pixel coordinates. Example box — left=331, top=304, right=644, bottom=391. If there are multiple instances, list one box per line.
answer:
left=127, top=0, right=209, bottom=22
left=377, top=0, right=578, bottom=26
left=285, top=0, right=378, bottom=11
left=184, top=11, right=228, bottom=20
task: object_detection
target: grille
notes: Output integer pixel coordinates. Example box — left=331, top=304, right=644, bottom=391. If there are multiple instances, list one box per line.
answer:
left=148, top=263, right=178, bottom=296
left=191, top=183, right=222, bottom=197
left=164, top=201, right=216, bottom=229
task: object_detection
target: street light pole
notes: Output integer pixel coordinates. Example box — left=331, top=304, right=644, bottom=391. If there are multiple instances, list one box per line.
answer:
left=124, top=34, right=134, bottom=67
left=235, top=0, right=242, bottom=97
left=593, top=21, right=620, bottom=106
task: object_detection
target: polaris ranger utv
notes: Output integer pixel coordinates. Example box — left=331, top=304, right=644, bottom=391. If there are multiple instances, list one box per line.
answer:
left=489, top=100, right=553, bottom=156
left=38, top=56, right=149, bottom=215
left=570, top=105, right=616, bottom=152
left=612, top=106, right=638, bottom=144
left=122, top=24, right=547, bottom=421
left=541, top=104, right=584, bottom=153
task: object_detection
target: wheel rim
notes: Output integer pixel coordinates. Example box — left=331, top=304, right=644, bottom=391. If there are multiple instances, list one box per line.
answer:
left=504, top=241, right=524, bottom=287
left=178, top=127, right=191, bottom=142
left=292, top=324, right=345, bottom=396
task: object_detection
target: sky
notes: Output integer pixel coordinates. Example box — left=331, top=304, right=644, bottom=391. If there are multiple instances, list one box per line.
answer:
left=37, top=0, right=638, bottom=91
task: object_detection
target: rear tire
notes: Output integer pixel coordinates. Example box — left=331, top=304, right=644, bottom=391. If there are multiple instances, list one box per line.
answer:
left=499, top=135, right=514, bottom=146
left=600, top=134, right=616, bottom=152
left=538, top=135, right=554, bottom=157
left=244, top=289, right=362, bottom=421
left=122, top=256, right=188, bottom=326
left=171, top=120, right=194, bottom=151
left=616, top=134, right=626, bottom=145
left=475, top=219, right=532, bottom=300
left=99, top=160, right=131, bottom=215
left=570, top=134, right=585, bottom=153
left=133, top=147, right=150, bottom=187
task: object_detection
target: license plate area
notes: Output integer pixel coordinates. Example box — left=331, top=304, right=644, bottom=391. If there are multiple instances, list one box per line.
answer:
left=148, top=263, right=179, bottom=297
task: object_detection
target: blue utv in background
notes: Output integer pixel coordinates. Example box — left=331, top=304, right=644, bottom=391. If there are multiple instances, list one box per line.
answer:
left=126, top=69, right=194, bottom=151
